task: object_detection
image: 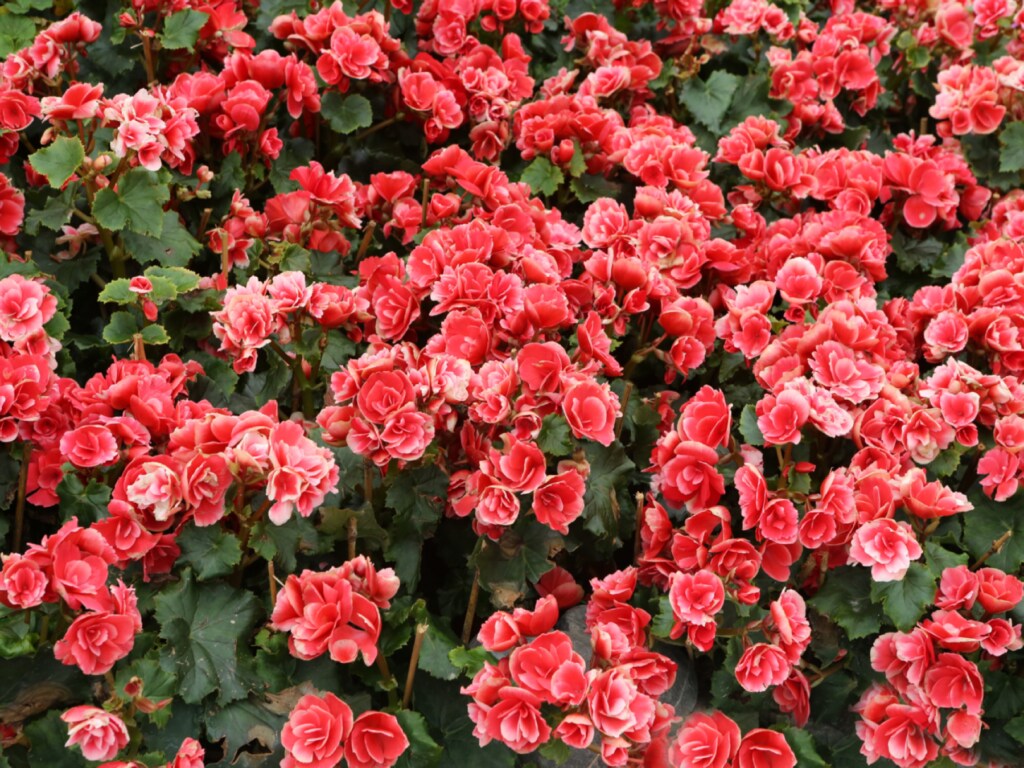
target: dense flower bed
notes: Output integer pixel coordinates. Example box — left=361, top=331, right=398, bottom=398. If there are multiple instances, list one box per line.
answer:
left=0, top=0, right=1023, bottom=767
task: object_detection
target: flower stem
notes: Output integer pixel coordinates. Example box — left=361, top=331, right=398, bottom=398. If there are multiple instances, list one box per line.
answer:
left=13, top=449, right=28, bottom=551
left=461, top=568, right=481, bottom=645
left=402, top=623, right=428, bottom=709
left=972, top=529, right=1012, bottom=569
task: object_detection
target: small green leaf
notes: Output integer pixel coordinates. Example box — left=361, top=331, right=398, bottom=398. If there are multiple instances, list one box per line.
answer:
left=870, top=562, right=936, bottom=631
left=144, top=266, right=201, bottom=294
left=448, top=646, right=494, bottom=676
left=680, top=71, right=741, bottom=133
left=103, top=311, right=138, bottom=344
left=923, top=540, right=967, bottom=579
left=176, top=524, right=243, bottom=581
left=520, top=156, right=564, bottom=197
left=963, top=492, right=1024, bottom=572
left=140, top=323, right=169, bottom=345
left=29, top=137, right=85, bottom=189
left=160, top=9, right=210, bottom=50
left=738, top=403, right=764, bottom=446
left=153, top=571, right=260, bottom=704
left=567, top=140, right=587, bottom=178
left=321, top=92, right=373, bottom=134
left=98, top=279, right=136, bottom=305
left=92, top=168, right=170, bottom=236
left=1006, top=714, right=1024, bottom=744
left=999, top=122, right=1024, bottom=173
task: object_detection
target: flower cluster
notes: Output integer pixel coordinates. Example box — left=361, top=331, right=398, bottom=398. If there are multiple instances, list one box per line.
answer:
left=465, top=573, right=680, bottom=765
left=270, top=557, right=399, bottom=665
left=281, top=692, right=409, bottom=768
left=856, top=565, right=1024, bottom=767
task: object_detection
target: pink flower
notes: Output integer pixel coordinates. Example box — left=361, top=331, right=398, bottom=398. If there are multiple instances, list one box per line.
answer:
left=668, top=569, right=725, bottom=633
left=735, top=643, right=791, bottom=692
left=669, top=711, right=741, bottom=768
left=0, top=274, right=57, bottom=342
left=60, top=424, right=119, bottom=468
left=479, top=687, right=551, bottom=753
left=62, top=706, right=130, bottom=762
left=54, top=610, right=137, bottom=675
left=848, top=519, right=923, bottom=582
left=736, top=729, right=796, bottom=768
left=561, top=379, right=620, bottom=446
left=532, top=470, right=586, bottom=534
left=509, top=631, right=588, bottom=706
left=0, top=553, right=48, bottom=609
left=282, top=692, right=353, bottom=768
left=345, top=711, right=409, bottom=768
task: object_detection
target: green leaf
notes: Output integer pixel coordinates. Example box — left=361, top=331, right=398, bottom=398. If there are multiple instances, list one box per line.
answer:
left=98, top=279, right=136, bottom=305
left=140, top=324, right=170, bottom=344
left=538, top=740, right=571, bottom=764
left=205, top=698, right=285, bottom=767
left=92, top=168, right=170, bottom=236
left=448, top=645, right=494, bottom=677
left=781, top=728, right=828, bottom=768
left=395, top=710, right=443, bottom=768
left=160, top=9, right=210, bottom=50
left=680, top=71, right=741, bottom=133
left=650, top=595, right=676, bottom=640
left=321, top=92, right=373, bottom=135
left=923, top=540, right=967, bottom=579
left=987, top=671, right=1024, bottom=720
left=416, top=678, right=516, bottom=768
left=567, top=141, right=587, bottom=178
left=738, top=403, right=764, bottom=446
left=418, top=619, right=460, bottom=681
left=871, top=562, right=936, bottom=631
left=103, top=310, right=138, bottom=344
left=56, top=475, right=112, bottom=525
left=536, top=414, right=574, bottom=457
left=384, top=464, right=448, bottom=590
left=570, top=174, right=621, bottom=204
left=0, top=15, right=37, bottom=59
left=582, top=441, right=634, bottom=539
left=153, top=571, right=260, bottom=704
left=928, top=442, right=967, bottom=477
left=176, top=524, right=243, bottom=581
left=809, top=567, right=885, bottom=640
left=520, top=156, right=564, bottom=197
left=122, top=212, right=202, bottom=267
left=250, top=515, right=319, bottom=573
left=999, top=121, right=1024, bottom=173
left=0, top=612, right=35, bottom=658
left=23, top=710, right=88, bottom=768
left=1006, top=714, right=1024, bottom=744
left=962, top=493, right=1024, bottom=572
left=29, top=137, right=85, bottom=189
left=144, top=266, right=201, bottom=294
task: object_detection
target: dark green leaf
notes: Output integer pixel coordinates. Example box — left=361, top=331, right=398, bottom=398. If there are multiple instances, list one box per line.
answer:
left=160, top=10, right=209, bottom=50
left=738, top=404, right=764, bottom=446
left=536, top=414, right=574, bottom=457
left=0, top=612, right=35, bottom=659
left=29, top=137, right=85, bottom=189
left=321, top=92, right=373, bottom=135
left=418, top=619, right=460, bottom=681
left=680, top=71, right=741, bottom=133
left=176, top=524, right=243, bottom=581
left=395, top=710, right=443, bottom=768
left=93, top=168, right=170, bottom=236
left=567, top=141, right=587, bottom=178
left=23, top=711, right=88, bottom=768
left=870, top=562, right=935, bottom=631
left=103, top=310, right=138, bottom=344
left=140, top=324, right=170, bottom=344
left=448, top=646, right=494, bottom=677
left=962, top=493, right=1024, bottom=571
left=809, top=567, right=885, bottom=640
left=923, top=540, right=967, bottom=579
left=123, top=212, right=202, bottom=267
left=1005, top=714, right=1024, bottom=744
left=0, top=15, right=36, bottom=59
left=250, top=515, right=319, bottom=573
left=987, top=671, right=1024, bottom=720
left=570, top=174, right=621, bottom=204
left=581, top=442, right=634, bottom=539
left=384, top=465, right=448, bottom=591
left=781, top=728, right=828, bottom=768
left=999, top=122, right=1024, bottom=173
left=520, top=157, right=564, bottom=197
left=205, top=698, right=285, bottom=768
left=154, top=572, right=260, bottom=704
left=56, top=475, right=112, bottom=525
